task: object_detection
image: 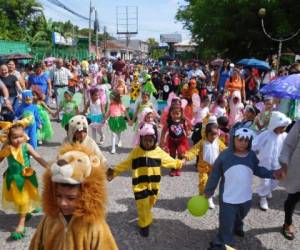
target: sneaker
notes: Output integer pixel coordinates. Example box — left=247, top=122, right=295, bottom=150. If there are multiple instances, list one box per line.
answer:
left=267, top=193, right=272, bottom=199
left=234, top=229, right=245, bottom=237
left=175, top=169, right=181, bottom=176
left=139, top=226, right=150, bottom=237
left=169, top=169, right=176, bottom=177
left=117, top=140, right=122, bottom=147
left=259, top=197, right=269, bottom=211
left=111, top=148, right=116, bottom=154
left=208, top=197, right=215, bottom=209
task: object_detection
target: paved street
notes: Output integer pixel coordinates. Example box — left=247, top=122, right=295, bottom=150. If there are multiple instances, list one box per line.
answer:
left=1, top=121, right=300, bottom=250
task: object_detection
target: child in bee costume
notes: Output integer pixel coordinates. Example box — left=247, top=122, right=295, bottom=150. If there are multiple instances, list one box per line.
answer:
left=107, top=123, right=184, bottom=237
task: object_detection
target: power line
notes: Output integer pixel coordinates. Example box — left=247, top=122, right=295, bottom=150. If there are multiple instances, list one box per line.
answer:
left=44, top=0, right=89, bottom=20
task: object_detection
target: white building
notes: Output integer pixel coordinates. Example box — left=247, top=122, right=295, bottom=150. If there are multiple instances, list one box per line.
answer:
left=100, top=39, right=149, bottom=60
left=174, top=40, right=197, bottom=53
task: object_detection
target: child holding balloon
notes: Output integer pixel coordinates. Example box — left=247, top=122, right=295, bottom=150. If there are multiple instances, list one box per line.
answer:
left=204, top=127, right=283, bottom=250
left=106, top=123, right=184, bottom=237
left=184, top=116, right=226, bottom=209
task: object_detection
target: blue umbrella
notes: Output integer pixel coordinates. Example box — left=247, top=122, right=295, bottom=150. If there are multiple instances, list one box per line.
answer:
left=260, top=74, right=300, bottom=99
left=237, top=58, right=271, bottom=71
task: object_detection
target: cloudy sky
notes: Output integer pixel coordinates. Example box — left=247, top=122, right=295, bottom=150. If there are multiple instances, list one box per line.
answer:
left=38, top=0, right=191, bottom=42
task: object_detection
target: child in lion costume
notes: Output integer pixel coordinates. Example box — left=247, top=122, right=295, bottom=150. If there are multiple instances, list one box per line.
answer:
left=29, top=144, right=118, bottom=250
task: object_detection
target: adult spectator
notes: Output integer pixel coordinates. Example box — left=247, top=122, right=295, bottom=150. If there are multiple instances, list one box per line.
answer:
left=50, top=58, right=72, bottom=108
left=225, top=69, right=246, bottom=100
left=0, top=79, right=13, bottom=112
left=245, top=68, right=260, bottom=100
left=0, top=64, right=23, bottom=111
left=187, top=62, right=206, bottom=80
left=7, top=60, right=25, bottom=89
left=71, top=58, right=81, bottom=76
left=66, top=63, right=79, bottom=93
left=28, top=62, right=52, bottom=101
left=215, top=59, right=232, bottom=92
left=152, top=70, right=163, bottom=99
left=279, top=118, right=300, bottom=240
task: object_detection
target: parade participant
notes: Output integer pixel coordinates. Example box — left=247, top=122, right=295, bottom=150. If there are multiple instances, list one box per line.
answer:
left=232, top=105, right=259, bottom=132
left=217, top=116, right=230, bottom=146
left=212, top=95, right=227, bottom=118
left=83, top=87, right=105, bottom=144
left=161, top=75, right=173, bottom=101
left=160, top=105, right=190, bottom=176
left=107, top=123, right=184, bottom=237
left=279, top=118, right=300, bottom=240
left=29, top=144, right=118, bottom=249
left=252, top=111, right=291, bottom=211
left=254, top=97, right=273, bottom=132
left=63, top=115, right=107, bottom=168
left=181, top=79, right=199, bottom=123
left=191, top=95, right=210, bottom=145
left=115, top=78, right=128, bottom=96
left=103, top=91, right=132, bottom=154
left=130, top=72, right=141, bottom=101
left=228, top=90, right=244, bottom=127
left=184, top=117, right=226, bottom=209
left=15, top=90, right=41, bottom=149
left=0, top=118, right=48, bottom=240
left=31, top=86, right=54, bottom=145
left=55, top=90, right=79, bottom=129
left=132, top=91, right=157, bottom=128
left=132, top=107, right=157, bottom=147
left=205, top=127, right=282, bottom=249
left=142, top=74, right=157, bottom=97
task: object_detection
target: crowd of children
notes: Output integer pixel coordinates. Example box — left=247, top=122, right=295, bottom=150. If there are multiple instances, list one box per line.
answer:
left=0, top=58, right=299, bottom=250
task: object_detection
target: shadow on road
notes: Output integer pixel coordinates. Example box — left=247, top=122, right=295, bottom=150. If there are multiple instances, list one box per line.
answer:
left=100, top=146, right=133, bottom=154
left=0, top=210, right=42, bottom=241
left=108, top=197, right=278, bottom=250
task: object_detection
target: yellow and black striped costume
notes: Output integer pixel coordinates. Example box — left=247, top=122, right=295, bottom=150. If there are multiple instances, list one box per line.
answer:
left=113, top=146, right=182, bottom=228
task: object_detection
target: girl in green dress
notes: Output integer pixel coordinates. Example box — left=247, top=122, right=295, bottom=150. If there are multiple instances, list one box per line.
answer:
left=0, top=119, right=48, bottom=240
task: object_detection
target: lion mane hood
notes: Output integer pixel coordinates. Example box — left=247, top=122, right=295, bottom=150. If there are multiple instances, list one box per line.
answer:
left=42, top=144, right=107, bottom=223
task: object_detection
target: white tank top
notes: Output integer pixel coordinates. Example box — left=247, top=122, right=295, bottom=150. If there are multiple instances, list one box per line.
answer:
left=90, top=99, right=102, bottom=115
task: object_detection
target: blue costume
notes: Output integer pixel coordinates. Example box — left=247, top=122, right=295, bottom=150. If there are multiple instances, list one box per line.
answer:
left=15, top=90, right=41, bottom=149
left=205, top=127, right=274, bottom=249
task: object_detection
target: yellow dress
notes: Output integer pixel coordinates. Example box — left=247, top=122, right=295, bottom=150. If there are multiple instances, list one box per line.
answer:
left=0, top=143, right=40, bottom=214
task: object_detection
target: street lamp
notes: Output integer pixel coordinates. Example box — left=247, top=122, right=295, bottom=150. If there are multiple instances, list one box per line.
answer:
left=258, top=8, right=300, bottom=71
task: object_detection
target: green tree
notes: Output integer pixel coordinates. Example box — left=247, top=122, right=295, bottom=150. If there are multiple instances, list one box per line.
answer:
left=147, top=38, right=166, bottom=59
left=176, top=0, right=300, bottom=60
left=0, top=0, right=46, bottom=41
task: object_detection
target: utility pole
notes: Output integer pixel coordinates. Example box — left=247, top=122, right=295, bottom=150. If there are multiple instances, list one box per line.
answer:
left=116, top=6, right=138, bottom=60
left=88, top=0, right=92, bottom=56
left=103, top=26, right=107, bottom=57
left=95, top=9, right=99, bottom=59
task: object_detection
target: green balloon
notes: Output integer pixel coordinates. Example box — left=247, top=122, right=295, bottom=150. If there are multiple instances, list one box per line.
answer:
left=187, top=195, right=209, bottom=217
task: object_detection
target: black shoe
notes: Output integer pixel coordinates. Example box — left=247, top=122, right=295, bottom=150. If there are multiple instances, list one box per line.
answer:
left=234, top=229, right=245, bottom=237
left=139, top=226, right=150, bottom=237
